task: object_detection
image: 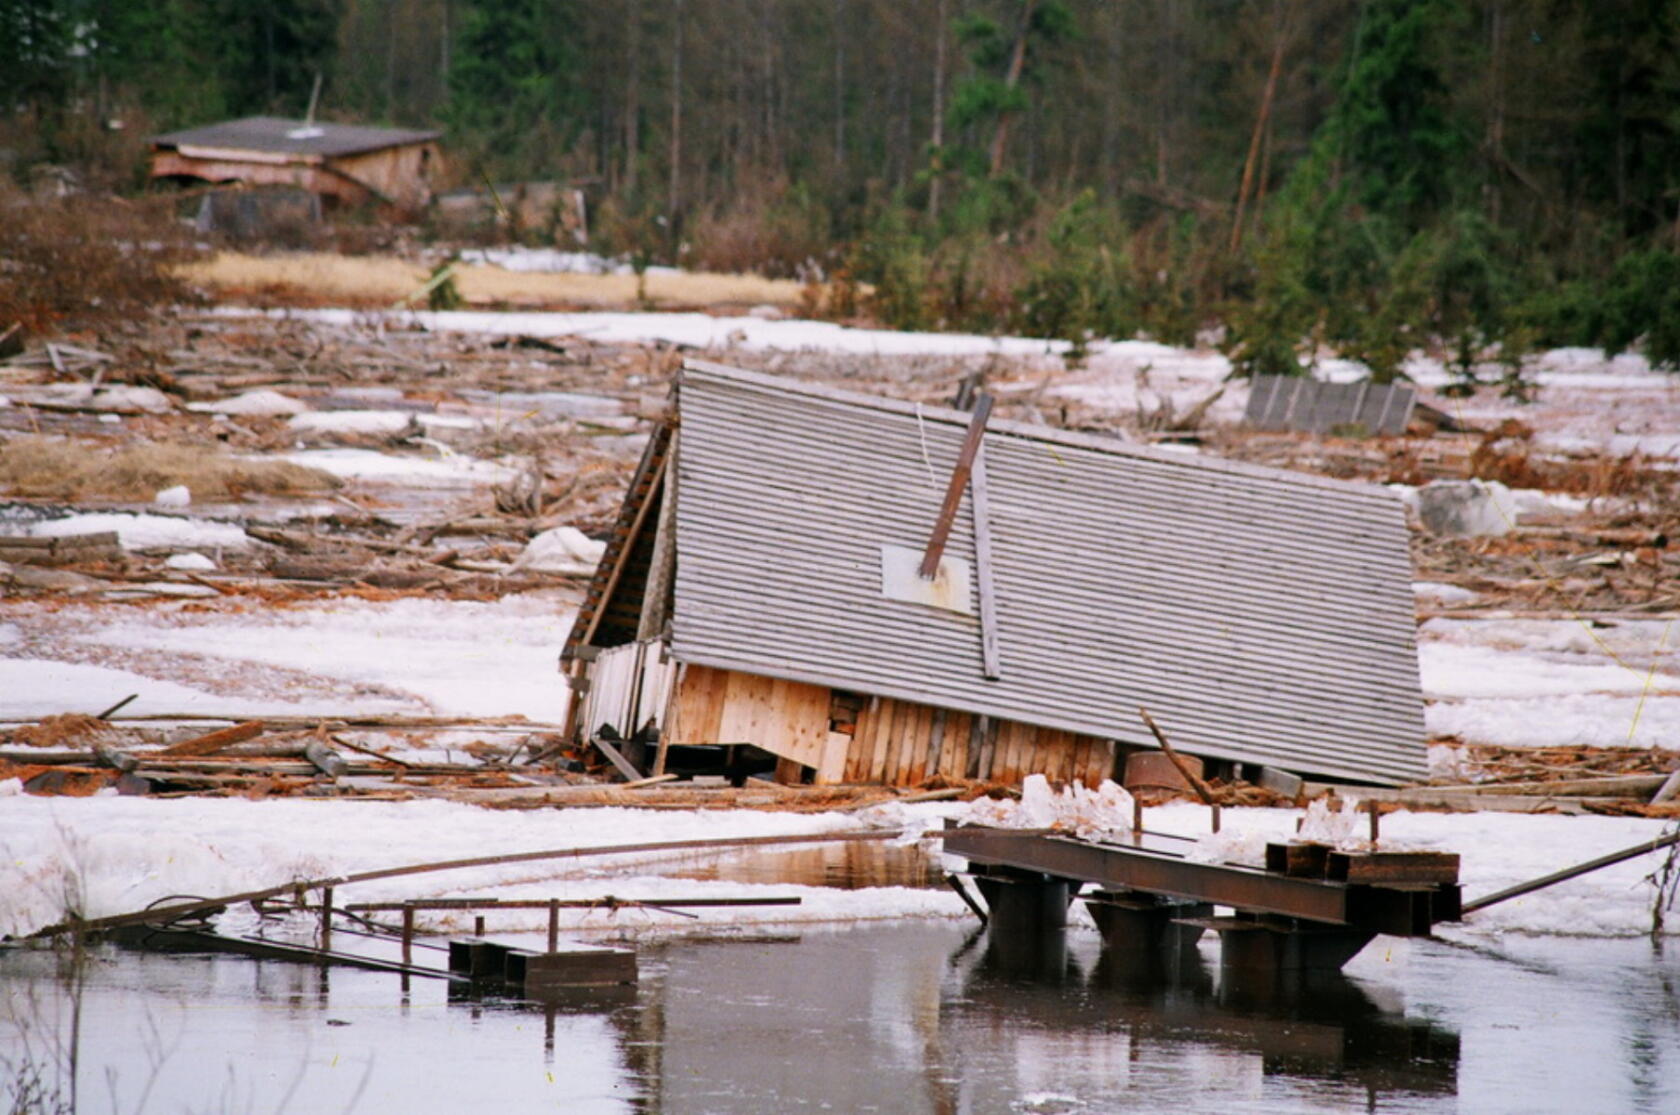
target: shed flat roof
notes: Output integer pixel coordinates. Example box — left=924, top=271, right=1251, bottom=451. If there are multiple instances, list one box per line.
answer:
left=667, top=361, right=1428, bottom=785
left=152, top=116, right=441, bottom=159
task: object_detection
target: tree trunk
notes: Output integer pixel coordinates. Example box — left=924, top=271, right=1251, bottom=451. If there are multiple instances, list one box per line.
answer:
left=833, top=0, right=846, bottom=168
left=929, top=0, right=948, bottom=219
left=625, top=0, right=642, bottom=197
left=1230, top=4, right=1287, bottom=253
left=988, top=0, right=1038, bottom=177
left=669, top=0, right=683, bottom=224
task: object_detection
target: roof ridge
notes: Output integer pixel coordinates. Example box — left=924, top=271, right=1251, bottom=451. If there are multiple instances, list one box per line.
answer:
left=678, top=358, right=1402, bottom=504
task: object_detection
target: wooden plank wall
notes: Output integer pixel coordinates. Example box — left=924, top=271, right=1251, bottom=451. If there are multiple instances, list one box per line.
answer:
left=663, top=664, right=831, bottom=769
left=842, top=694, right=1115, bottom=788
left=579, top=641, right=680, bottom=741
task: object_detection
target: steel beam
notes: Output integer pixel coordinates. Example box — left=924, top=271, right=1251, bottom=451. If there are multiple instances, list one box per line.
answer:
left=946, top=825, right=1351, bottom=926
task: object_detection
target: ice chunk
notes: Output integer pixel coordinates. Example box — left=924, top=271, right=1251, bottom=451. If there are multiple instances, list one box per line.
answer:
left=512, top=526, right=606, bottom=574
left=1416, top=479, right=1519, bottom=537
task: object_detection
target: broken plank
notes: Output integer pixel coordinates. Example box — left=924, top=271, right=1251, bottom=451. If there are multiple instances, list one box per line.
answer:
left=158, top=720, right=266, bottom=758
left=593, top=735, right=644, bottom=782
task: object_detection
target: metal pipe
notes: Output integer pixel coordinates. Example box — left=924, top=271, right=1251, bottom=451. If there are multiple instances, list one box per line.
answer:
left=944, top=874, right=988, bottom=926
left=344, top=897, right=805, bottom=911
left=28, top=829, right=910, bottom=940
left=1463, top=829, right=1680, bottom=915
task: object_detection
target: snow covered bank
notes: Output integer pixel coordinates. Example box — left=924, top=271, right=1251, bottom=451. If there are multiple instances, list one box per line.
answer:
left=3, top=795, right=1673, bottom=941
left=1143, top=800, right=1676, bottom=939
left=0, top=796, right=959, bottom=938
left=236, top=306, right=1074, bottom=359
left=1416, top=616, right=1680, bottom=748
left=0, top=594, right=578, bottom=723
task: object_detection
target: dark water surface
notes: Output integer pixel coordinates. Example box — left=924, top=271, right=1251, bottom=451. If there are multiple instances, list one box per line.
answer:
left=6, top=920, right=1680, bottom=1114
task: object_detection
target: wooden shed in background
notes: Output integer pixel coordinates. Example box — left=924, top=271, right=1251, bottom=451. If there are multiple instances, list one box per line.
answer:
left=561, top=361, right=1428, bottom=789
left=149, top=116, right=442, bottom=216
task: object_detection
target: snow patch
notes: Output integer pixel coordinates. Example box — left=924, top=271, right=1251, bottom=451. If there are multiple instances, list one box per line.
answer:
left=186, top=389, right=309, bottom=416
left=277, top=448, right=519, bottom=486
left=24, top=512, right=249, bottom=551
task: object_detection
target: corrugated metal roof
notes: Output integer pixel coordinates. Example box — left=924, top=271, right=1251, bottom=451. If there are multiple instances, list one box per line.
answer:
left=152, top=117, right=441, bottom=159
left=669, top=360, right=1427, bottom=785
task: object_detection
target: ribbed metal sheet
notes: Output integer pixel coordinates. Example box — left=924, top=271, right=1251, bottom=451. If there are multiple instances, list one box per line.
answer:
left=1245, top=376, right=1416, bottom=435
left=152, top=116, right=441, bottom=158
left=669, top=361, right=1426, bottom=784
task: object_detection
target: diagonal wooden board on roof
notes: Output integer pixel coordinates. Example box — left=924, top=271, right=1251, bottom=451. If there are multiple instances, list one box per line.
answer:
left=565, top=359, right=1426, bottom=788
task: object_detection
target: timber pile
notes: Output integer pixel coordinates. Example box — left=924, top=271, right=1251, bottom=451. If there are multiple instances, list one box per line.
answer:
left=0, top=707, right=1003, bottom=809
left=1299, top=742, right=1680, bottom=818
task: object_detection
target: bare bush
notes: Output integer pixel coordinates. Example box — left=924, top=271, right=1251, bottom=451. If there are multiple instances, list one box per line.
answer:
left=0, top=183, right=202, bottom=333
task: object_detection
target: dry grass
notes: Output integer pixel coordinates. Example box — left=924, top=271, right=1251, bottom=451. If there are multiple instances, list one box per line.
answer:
left=175, top=248, right=806, bottom=308
left=0, top=437, right=341, bottom=502
left=175, top=251, right=806, bottom=309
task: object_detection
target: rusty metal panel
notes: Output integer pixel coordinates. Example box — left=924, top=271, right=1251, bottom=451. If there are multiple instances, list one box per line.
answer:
left=671, top=361, right=1427, bottom=784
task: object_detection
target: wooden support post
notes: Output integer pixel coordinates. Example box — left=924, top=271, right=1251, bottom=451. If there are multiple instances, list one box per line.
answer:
left=401, top=904, right=414, bottom=967
left=1368, top=801, right=1380, bottom=846
left=1132, top=795, right=1143, bottom=835
left=318, top=886, right=333, bottom=954
left=1137, top=707, right=1217, bottom=805
left=919, top=395, right=993, bottom=579
left=970, top=449, right=1003, bottom=679
left=547, top=899, right=559, bottom=954
left=474, top=914, right=486, bottom=938
left=1211, top=803, right=1222, bottom=834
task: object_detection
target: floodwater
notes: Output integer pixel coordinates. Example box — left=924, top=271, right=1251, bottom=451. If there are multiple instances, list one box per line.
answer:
left=4, top=920, right=1678, bottom=1114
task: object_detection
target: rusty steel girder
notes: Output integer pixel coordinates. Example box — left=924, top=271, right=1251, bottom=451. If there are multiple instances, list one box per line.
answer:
left=944, top=825, right=1453, bottom=936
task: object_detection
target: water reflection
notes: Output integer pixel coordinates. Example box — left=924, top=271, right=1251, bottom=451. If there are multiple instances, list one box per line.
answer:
left=953, top=927, right=1459, bottom=1110
left=6, top=923, right=1679, bottom=1113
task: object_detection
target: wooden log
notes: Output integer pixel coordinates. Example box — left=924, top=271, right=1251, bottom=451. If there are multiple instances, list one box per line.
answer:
left=304, top=740, right=349, bottom=778
left=1417, top=773, right=1668, bottom=798
left=1653, top=768, right=1680, bottom=805
left=158, top=720, right=265, bottom=758
left=92, top=744, right=138, bottom=773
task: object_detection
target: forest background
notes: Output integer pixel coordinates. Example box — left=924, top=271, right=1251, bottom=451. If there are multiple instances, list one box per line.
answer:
left=4, top=0, right=1680, bottom=381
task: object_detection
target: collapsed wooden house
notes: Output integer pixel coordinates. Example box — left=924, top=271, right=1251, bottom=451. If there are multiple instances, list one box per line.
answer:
left=562, top=361, right=1427, bottom=788
left=149, top=117, right=443, bottom=215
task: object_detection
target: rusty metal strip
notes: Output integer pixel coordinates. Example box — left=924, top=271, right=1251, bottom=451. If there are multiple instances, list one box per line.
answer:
left=919, top=394, right=993, bottom=578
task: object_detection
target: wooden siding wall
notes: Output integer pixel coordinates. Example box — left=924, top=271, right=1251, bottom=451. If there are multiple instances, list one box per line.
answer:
left=843, top=694, right=1115, bottom=788
left=659, top=665, right=1117, bottom=788
left=662, top=664, right=832, bottom=770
